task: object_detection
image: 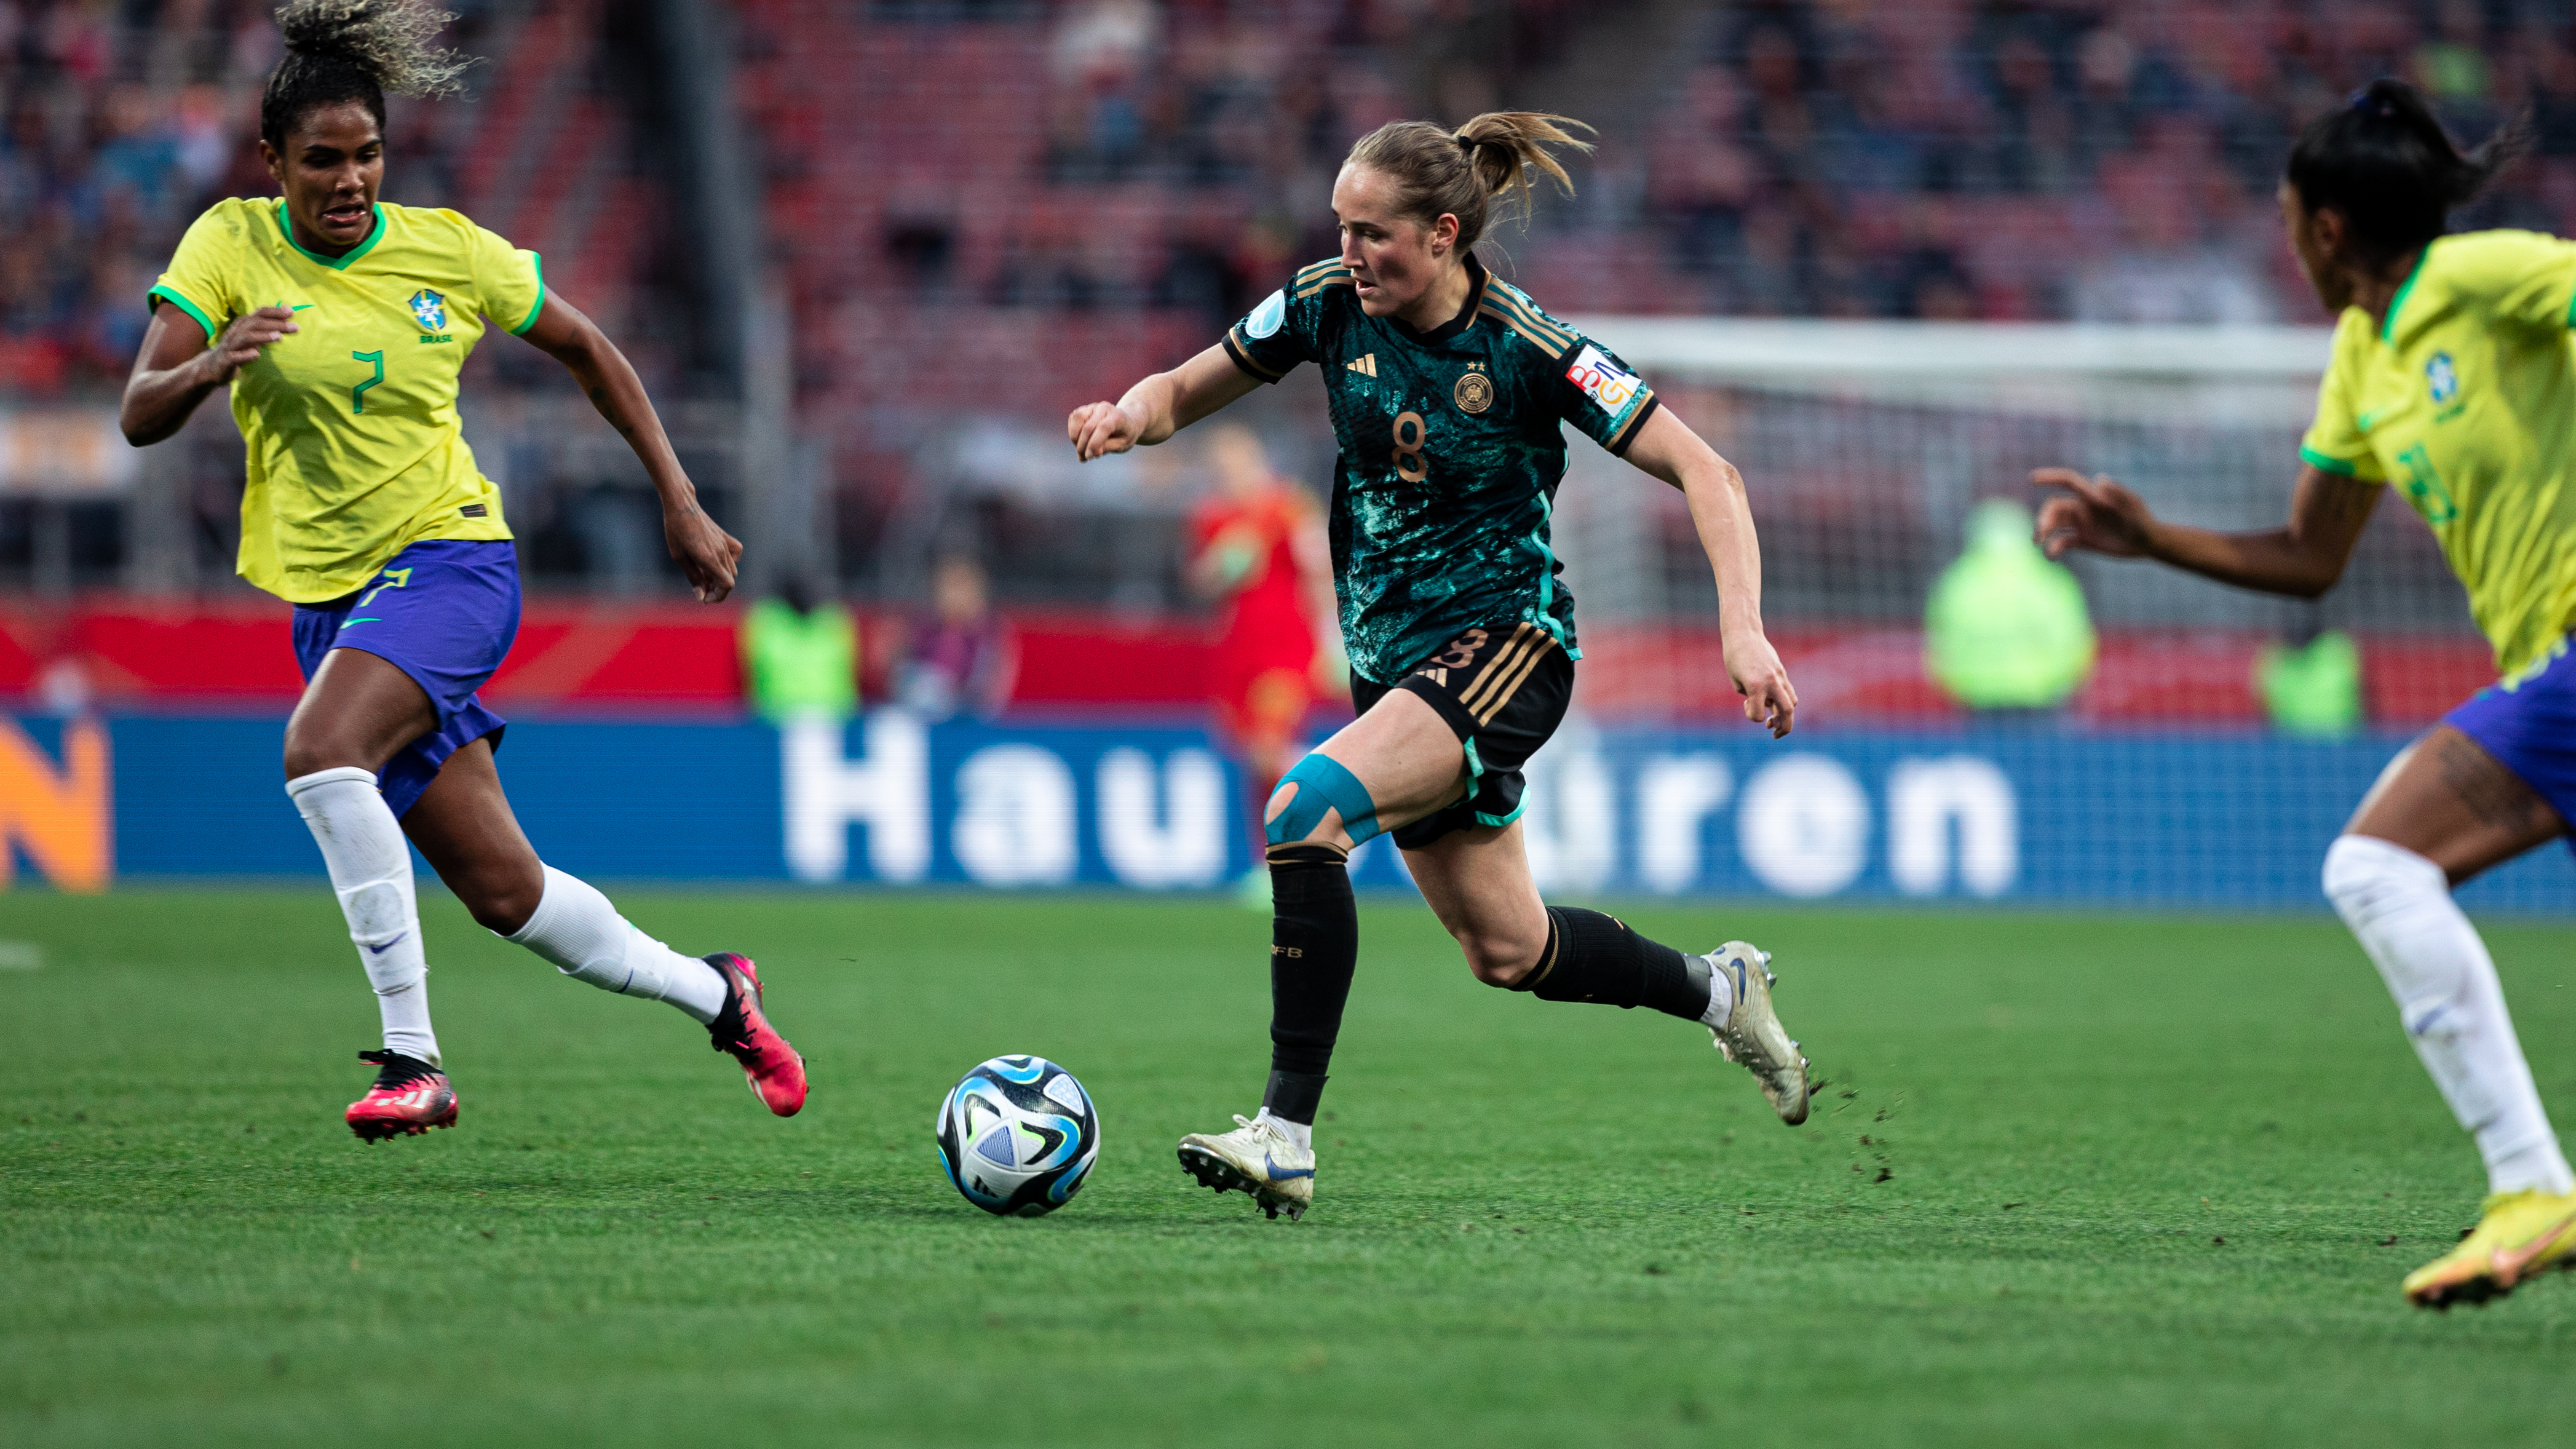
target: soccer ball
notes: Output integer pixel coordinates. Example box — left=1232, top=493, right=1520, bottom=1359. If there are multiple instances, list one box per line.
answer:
left=935, top=1055, right=1100, bottom=1217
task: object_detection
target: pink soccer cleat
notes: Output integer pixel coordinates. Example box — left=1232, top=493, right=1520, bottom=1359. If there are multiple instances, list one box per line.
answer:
left=345, top=1050, right=458, bottom=1141
left=703, top=953, right=807, bottom=1116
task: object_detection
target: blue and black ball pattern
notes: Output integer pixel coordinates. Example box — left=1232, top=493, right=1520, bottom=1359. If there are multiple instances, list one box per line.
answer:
left=935, top=1055, right=1100, bottom=1217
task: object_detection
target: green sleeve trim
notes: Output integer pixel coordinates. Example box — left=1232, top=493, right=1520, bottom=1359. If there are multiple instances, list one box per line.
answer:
left=2300, top=445, right=2360, bottom=477
left=509, top=253, right=547, bottom=335
left=146, top=284, right=216, bottom=341
left=2562, top=275, right=2576, bottom=330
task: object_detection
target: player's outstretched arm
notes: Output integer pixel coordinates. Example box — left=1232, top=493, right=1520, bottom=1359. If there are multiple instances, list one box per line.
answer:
left=520, top=292, right=742, bottom=603
left=1624, top=405, right=1796, bottom=737
left=2032, top=463, right=2380, bottom=599
left=1068, top=344, right=1261, bottom=462
left=121, top=304, right=299, bottom=446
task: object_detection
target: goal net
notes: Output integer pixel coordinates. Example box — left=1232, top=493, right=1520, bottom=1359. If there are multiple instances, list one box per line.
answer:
left=1548, top=317, right=2484, bottom=725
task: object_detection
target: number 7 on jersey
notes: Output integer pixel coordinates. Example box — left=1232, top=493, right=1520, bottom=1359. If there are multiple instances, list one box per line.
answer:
left=351, top=350, right=385, bottom=414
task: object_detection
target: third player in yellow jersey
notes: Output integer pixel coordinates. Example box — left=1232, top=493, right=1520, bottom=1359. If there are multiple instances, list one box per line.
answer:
left=2038, top=79, right=2576, bottom=1311
left=2300, top=229, right=2576, bottom=676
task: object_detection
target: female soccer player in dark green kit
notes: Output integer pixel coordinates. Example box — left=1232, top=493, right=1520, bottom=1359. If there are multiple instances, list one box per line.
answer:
left=1069, top=113, right=1810, bottom=1220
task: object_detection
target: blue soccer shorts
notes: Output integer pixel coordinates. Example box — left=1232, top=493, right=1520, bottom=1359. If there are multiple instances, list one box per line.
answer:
left=290, top=538, right=521, bottom=817
left=2446, top=635, right=2576, bottom=847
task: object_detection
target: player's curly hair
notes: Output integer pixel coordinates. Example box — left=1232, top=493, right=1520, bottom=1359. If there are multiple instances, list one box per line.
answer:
left=260, top=0, right=475, bottom=149
left=1345, top=112, right=1595, bottom=252
left=2286, top=77, right=2530, bottom=265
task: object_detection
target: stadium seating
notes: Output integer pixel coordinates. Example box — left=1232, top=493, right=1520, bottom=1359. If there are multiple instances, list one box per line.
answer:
left=17, top=1, right=2576, bottom=403
left=7, top=0, right=2569, bottom=726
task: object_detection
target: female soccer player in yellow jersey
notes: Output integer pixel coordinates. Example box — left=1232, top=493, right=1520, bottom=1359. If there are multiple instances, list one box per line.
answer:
left=2039, top=79, right=2576, bottom=1309
left=1068, top=114, right=1810, bottom=1221
left=119, top=1, right=806, bottom=1139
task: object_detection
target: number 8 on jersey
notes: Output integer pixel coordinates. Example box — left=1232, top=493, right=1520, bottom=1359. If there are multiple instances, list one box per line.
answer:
left=1392, top=411, right=1427, bottom=482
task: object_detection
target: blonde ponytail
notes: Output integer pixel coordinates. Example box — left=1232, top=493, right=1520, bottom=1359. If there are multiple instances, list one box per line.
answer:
left=1346, top=111, right=1596, bottom=250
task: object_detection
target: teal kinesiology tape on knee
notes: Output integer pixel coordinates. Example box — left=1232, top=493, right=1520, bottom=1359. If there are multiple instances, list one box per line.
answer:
left=1268, top=753, right=1381, bottom=848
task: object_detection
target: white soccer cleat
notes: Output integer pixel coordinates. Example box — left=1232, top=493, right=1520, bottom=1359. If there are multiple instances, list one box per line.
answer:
left=1177, top=1113, right=1316, bottom=1220
left=1705, top=942, right=1810, bottom=1126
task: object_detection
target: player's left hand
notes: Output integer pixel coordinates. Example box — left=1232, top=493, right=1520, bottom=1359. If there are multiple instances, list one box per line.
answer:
left=1724, top=627, right=1797, bottom=738
left=664, top=498, right=743, bottom=603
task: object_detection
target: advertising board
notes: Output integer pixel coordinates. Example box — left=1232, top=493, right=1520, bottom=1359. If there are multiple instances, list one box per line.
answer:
left=7, top=712, right=2572, bottom=911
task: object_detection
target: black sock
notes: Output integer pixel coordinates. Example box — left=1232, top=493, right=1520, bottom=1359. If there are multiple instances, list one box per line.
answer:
left=1261, top=844, right=1357, bottom=1125
left=1513, top=907, right=1709, bottom=1021
left=1262, top=1069, right=1328, bottom=1126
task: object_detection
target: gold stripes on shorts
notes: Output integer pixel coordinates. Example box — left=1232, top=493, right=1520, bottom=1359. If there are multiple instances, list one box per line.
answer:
left=1455, top=622, right=1560, bottom=726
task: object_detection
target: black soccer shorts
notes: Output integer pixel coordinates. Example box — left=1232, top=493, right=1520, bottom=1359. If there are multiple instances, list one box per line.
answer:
left=1349, top=621, right=1575, bottom=849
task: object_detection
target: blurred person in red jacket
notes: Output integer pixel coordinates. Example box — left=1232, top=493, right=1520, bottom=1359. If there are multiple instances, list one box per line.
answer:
left=1189, top=424, right=1334, bottom=886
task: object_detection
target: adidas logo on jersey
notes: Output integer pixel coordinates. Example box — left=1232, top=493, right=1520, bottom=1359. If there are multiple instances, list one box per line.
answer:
left=1345, top=354, right=1377, bottom=377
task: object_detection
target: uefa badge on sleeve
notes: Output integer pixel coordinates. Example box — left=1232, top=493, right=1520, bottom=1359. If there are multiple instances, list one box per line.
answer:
left=1246, top=288, right=1286, bottom=340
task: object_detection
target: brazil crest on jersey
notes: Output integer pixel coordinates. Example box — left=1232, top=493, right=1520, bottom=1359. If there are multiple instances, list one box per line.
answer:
left=1221, top=254, right=1658, bottom=685
left=149, top=198, right=544, bottom=602
left=2300, top=229, right=2576, bottom=677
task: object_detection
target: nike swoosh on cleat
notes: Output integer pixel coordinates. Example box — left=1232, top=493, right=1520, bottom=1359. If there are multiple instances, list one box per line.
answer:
left=2492, top=1208, right=2576, bottom=1278
left=1263, top=1153, right=1315, bottom=1180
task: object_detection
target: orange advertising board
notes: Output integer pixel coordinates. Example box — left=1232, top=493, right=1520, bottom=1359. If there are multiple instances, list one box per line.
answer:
left=0, top=717, right=110, bottom=892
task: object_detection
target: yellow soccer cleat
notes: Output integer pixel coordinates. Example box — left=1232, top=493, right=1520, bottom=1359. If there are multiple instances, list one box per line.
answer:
left=2403, top=1188, right=2576, bottom=1309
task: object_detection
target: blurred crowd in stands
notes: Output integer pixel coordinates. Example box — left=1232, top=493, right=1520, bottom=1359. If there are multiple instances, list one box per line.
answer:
left=15, top=0, right=2576, bottom=404
left=947, top=0, right=2576, bottom=332
left=0, top=1, right=519, bottom=398
left=1648, top=0, right=2576, bottom=323
left=1004, top=0, right=2576, bottom=327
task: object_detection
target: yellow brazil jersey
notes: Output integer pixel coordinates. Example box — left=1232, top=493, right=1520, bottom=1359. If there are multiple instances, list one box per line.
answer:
left=148, top=197, right=544, bottom=602
left=2300, top=229, right=2576, bottom=677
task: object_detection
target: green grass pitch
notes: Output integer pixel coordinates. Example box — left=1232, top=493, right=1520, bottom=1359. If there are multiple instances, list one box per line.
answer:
left=6, top=888, right=2576, bottom=1447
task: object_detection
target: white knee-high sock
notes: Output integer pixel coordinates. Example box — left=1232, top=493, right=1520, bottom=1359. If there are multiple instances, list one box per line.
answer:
left=287, top=767, right=438, bottom=1065
left=2324, top=834, right=2575, bottom=1196
left=504, top=864, right=728, bottom=1025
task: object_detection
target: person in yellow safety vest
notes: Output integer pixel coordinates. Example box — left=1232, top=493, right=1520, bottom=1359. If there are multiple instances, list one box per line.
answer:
left=740, top=576, right=858, bottom=721
left=2257, top=627, right=2364, bottom=737
left=1925, top=498, right=2096, bottom=710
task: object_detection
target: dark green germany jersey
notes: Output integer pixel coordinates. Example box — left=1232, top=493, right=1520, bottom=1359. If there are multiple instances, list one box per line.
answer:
left=1221, top=255, right=1659, bottom=685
